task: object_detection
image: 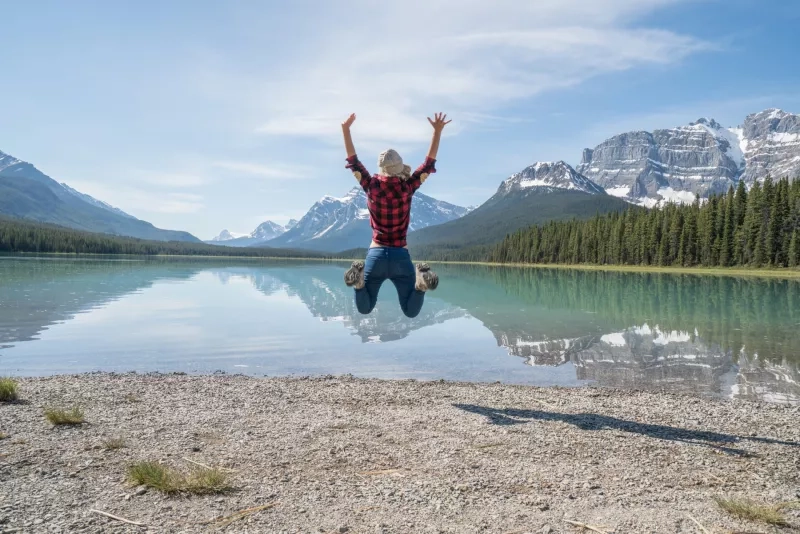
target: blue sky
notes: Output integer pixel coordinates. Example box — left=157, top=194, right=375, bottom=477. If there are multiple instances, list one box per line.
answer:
left=3, top=0, right=799, bottom=239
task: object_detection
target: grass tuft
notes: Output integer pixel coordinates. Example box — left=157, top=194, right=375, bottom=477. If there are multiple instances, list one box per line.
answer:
left=0, top=378, right=18, bottom=402
left=44, top=406, right=86, bottom=425
left=102, top=437, right=126, bottom=450
left=713, top=496, right=788, bottom=526
left=127, top=461, right=231, bottom=495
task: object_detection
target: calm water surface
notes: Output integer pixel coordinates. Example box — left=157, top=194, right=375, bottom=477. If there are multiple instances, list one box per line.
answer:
left=1, top=257, right=798, bottom=405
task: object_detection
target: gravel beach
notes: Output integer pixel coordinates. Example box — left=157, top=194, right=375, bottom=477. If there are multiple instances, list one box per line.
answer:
left=1, top=374, right=799, bottom=533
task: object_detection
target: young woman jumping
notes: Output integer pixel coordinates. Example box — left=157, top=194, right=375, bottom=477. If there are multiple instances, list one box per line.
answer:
left=341, top=112, right=451, bottom=318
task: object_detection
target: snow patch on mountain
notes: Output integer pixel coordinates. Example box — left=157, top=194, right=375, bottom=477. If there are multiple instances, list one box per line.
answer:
left=264, top=186, right=470, bottom=251
left=210, top=229, right=247, bottom=242
left=0, top=150, right=21, bottom=172
left=500, top=161, right=605, bottom=196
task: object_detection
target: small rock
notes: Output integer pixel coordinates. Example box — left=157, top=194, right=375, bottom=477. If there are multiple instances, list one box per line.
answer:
left=541, top=526, right=553, bottom=534
left=338, top=527, right=350, bottom=533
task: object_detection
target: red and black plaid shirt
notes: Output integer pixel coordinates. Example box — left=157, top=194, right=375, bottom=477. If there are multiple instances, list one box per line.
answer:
left=346, top=154, right=437, bottom=248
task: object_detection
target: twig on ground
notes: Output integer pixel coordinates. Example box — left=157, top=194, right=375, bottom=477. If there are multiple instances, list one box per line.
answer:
left=356, top=505, right=382, bottom=513
left=182, top=457, right=236, bottom=473
left=775, top=500, right=800, bottom=510
left=210, top=502, right=279, bottom=529
left=687, top=515, right=712, bottom=534
left=564, top=519, right=610, bottom=533
left=89, top=509, right=146, bottom=527
left=359, top=468, right=402, bottom=476
left=473, top=442, right=506, bottom=450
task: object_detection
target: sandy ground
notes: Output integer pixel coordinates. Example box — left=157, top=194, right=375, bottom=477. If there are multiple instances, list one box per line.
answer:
left=1, top=374, right=799, bottom=533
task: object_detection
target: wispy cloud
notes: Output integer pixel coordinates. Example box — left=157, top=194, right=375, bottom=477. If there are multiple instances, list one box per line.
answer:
left=246, top=0, right=713, bottom=146
left=65, top=181, right=205, bottom=215
left=136, top=172, right=208, bottom=188
left=212, top=161, right=304, bottom=179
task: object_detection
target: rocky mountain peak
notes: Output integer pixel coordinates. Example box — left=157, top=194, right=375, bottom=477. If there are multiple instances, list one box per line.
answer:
left=0, top=150, right=22, bottom=172
left=210, top=230, right=237, bottom=242
left=500, top=160, right=605, bottom=196
left=691, top=117, right=722, bottom=130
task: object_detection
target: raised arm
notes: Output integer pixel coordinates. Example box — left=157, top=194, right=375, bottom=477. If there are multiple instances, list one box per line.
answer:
left=426, top=112, right=451, bottom=160
left=342, top=113, right=357, bottom=158
left=409, top=113, right=451, bottom=191
left=342, top=113, right=372, bottom=191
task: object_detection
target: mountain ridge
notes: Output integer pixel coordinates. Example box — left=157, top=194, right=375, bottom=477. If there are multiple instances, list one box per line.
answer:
left=259, top=186, right=470, bottom=252
left=0, top=149, right=200, bottom=243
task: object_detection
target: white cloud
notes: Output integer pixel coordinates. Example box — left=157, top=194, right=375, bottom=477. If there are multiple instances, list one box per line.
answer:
left=249, top=0, right=711, bottom=145
left=137, top=172, right=208, bottom=188
left=212, top=161, right=304, bottom=179
left=65, top=181, right=205, bottom=215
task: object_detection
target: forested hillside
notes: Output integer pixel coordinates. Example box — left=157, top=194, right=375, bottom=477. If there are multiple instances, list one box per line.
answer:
left=491, top=177, right=800, bottom=268
left=0, top=217, right=328, bottom=258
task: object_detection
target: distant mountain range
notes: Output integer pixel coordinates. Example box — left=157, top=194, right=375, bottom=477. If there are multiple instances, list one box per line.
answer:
left=255, top=187, right=471, bottom=252
left=578, top=108, right=800, bottom=206
left=207, top=219, right=298, bottom=247
left=2, top=108, right=797, bottom=250
left=0, top=149, right=199, bottom=242
left=407, top=161, right=629, bottom=249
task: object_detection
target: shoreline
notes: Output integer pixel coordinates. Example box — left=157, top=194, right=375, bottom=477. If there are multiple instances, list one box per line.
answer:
left=2, top=373, right=798, bottom=532
left=4, top=252, right=800, bottom=279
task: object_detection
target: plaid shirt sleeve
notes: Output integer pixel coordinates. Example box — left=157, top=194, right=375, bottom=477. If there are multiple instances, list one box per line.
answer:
left=345, top=154, right=372, bottom=191
left=408, top=157, right=437, bottom=192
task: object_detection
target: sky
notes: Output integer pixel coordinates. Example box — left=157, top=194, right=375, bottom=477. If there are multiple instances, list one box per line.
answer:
left=3, top=0, right=800, bottom=240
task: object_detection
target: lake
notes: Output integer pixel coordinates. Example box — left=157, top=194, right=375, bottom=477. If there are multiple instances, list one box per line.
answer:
left=1, top=256, right=798, bottom=405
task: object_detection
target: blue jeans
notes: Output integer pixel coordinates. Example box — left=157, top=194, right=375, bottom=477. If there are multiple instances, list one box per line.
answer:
left=355, top=247, right=425, bottom=318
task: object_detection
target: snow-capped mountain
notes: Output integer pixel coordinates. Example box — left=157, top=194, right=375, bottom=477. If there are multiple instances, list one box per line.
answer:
left=250, top=220, right=286, bottom=242
left=497, top=161, right=605, bottom=197
left=0, top=149, right=199, bottom=242
left=740, top=108, right=800, bottom=184
left=208, top=220, right=290, bottom=247
left=577, top=108, right=800, bottom=207
left=407, top=159, right=629, bottom=249
left=209, top=229, right=245, bottom=242
left=262, top=187, right=470, bottom=252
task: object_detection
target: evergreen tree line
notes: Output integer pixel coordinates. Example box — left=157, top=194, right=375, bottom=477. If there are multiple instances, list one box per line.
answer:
left=490, top=176, right=800, bottom=268
left=0, top=217, right=334, bottom=259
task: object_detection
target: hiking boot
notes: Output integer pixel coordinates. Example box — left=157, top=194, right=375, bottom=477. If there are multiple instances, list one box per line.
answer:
left=415, top=262, right=438, bottom=291
left=344, top=261, right=365, bottom=289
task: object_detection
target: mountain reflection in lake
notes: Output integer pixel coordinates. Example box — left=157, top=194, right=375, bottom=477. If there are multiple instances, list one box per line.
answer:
left=1, top=257, right=797, bottom=405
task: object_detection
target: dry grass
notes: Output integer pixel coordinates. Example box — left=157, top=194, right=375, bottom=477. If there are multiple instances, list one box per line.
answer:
left=713, top=496, right=788, bottom=526
left=0, top=378, right=18, bottom=402
left=127, top=461, right=232, bottom=495
left=102, top=437, right=126, bottom=450
left=44, top=406, right=86, bottom=425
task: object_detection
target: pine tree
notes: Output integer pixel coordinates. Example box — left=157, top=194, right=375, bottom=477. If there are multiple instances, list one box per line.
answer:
left=720, top=187, right=735, bottom=266
left=789, top=230, right=800, bottom=268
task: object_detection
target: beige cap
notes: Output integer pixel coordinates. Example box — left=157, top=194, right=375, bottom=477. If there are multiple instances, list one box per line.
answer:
left=377, top=149, right=411, bottom=179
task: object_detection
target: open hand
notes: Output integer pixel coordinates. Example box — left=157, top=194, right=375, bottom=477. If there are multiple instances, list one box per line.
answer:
left=342, top=113, right=356, bottom=128
left=428, top=112, right=451, bottom=132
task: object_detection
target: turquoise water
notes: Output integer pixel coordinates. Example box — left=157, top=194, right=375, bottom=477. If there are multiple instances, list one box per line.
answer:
left=1, top=257, right=798, bottom=404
